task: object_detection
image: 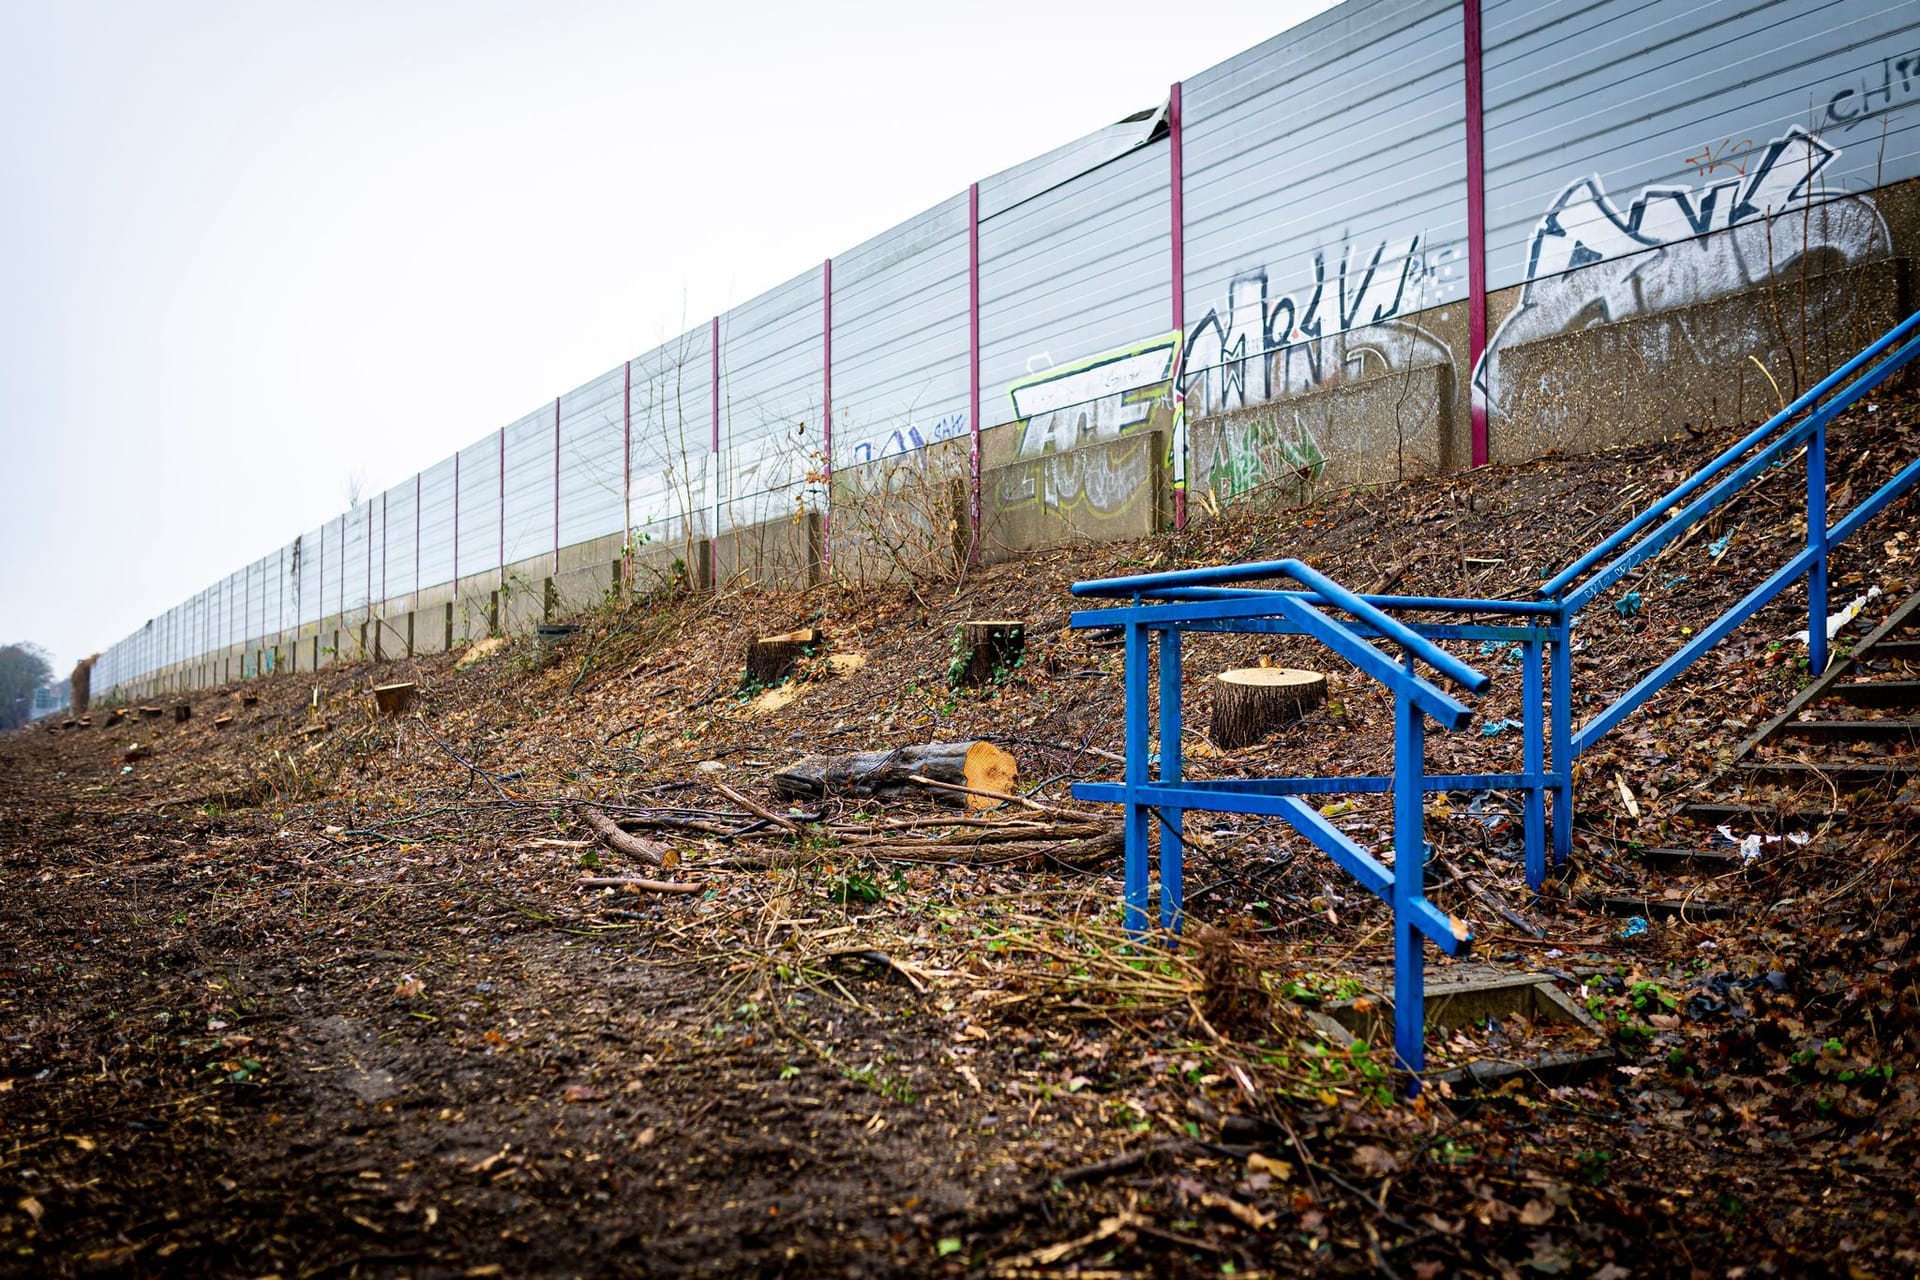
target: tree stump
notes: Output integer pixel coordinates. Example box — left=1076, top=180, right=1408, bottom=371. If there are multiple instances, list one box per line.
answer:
left=372, top=682, right=416, bottom=716
left=745, top=629, right=822, bottom=687
left=172, top=704, right=192, bottom=724
left=1209, top=668, right=1327, bottom=749
left=772, top=740, right=1017, bottom=810
left=950, top=620, right=1026, bottom=688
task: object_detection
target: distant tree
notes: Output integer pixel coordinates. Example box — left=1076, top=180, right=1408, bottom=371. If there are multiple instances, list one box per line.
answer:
left=0, top=643, right=54, bottom=732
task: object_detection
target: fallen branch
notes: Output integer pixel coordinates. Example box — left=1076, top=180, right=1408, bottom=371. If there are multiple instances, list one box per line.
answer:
left=575, top=876, right=703, bottom=894
left=713, top=780, right=802, bottom=834
left=580, top=806, right=670, bottom=868
left=907, top=774, right=1052, bottom=813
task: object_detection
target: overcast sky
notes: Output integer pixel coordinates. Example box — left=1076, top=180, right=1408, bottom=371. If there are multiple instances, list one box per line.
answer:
left=0, top=0, right=1337, bottom=675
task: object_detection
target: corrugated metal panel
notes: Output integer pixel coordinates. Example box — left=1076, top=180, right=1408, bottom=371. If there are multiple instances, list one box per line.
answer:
left=501, top=408, right=550, bottom=569
left=297, top=524, right=323, bottom=627
left=342, top=503, right=370, bottom=613
left=418, top=458, right=457, bottom=593
left=627, top=325, right=712, bottom=545
left=558, top=365, right=627, bottom=549
left=977, top=111, right=1163, bottom=219
left=383, top=483, right=417, bottom=601
left=1482, top=0, right=1920, bottom=293
left=979, top=142, right=1172, bottom=433
left=456, top=438, right=500, bottom=581
left=720, top=266, right=824, bottom=529
left=1180, top=0, right=1467, bottom=415
left=830, top=194, right=971, bottom=470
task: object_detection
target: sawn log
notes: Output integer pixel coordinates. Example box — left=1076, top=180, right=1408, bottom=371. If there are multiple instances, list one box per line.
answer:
left=771, top=740, right=1016, bottom=811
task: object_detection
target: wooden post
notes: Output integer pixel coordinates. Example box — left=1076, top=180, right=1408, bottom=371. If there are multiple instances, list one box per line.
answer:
left=1209, top=668, right=1326, bottom=749
left=951, top=620, right=1025, bottom=688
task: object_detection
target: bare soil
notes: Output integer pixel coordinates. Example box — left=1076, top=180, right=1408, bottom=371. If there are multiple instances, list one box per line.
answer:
left=5, top=398, right=1920, bottom=1278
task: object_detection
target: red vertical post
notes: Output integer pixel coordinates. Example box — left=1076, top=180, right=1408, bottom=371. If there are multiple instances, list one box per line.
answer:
left=622, top=360, right=632, bottom=545
left=710, top=315, right=721, bottom=572
left=1169, top=80, right=1188, bottom=530
left=821, top=258, right=833, bottom=562
left=553, top=396, right=562, bottom=575
left=1464, top=0, right=1489, bottom=468
left=497, top=425, right=506, bottom=588
left=968, top=181, right=982, bottom=564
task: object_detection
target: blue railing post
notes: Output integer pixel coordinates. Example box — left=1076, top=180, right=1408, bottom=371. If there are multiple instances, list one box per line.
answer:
left=1549, top=617, right=1573, bottom=865
left=1522, top=630, right=1546, bottom=887
left=1123, top=619, right=1152, bottom=933
left=1808, top=419, right=1829, bottom=675
left=1392, top=685, right=1429, bottom=1082
left=1157, top=626, right=1185, bottom=933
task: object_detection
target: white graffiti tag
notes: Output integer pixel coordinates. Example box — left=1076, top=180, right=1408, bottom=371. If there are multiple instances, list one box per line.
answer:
left=1476, top=126, right=1892, bottom=413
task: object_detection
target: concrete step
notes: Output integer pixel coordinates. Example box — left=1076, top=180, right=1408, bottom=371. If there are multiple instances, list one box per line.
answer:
left=1675, top=801, right=1845, bottom=831
left=1834, top=679, right=1920, bottom=708
left=1637, top=847, right=1748, bottom=872
left=1591, top=893, right=1738, bottom=922
left=1774, top=718, right=1920, bottom=742
left=1736, top=759, right=1919, bottom=785
left=1866, top=638, right=1920, bottom=662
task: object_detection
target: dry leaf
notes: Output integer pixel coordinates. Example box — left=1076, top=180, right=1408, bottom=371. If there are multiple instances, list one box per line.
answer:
left=1518, top=1198, right=1556, bottom=1225
left=1247, top=1152, right=1293, bottom=1181
left=17, top=1197, right=43, bottom=1223
left=1352, top=1144, right=1400, bottom=1176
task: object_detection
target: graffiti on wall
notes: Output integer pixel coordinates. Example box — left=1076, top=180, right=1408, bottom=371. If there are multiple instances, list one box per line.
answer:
left=1008, top=332, right=1183, bottom=459
left=1475, top=125, right=1892, bottom=415
left=1179, top=236, right=1459, bottom=418
left=1190, top=411, right=1328, bottom=505
left=1822, top=54, right=1920, bottom=133
left=994, top=433, right=1156, bottom=523
left=847, top=410, right=969, bottom=467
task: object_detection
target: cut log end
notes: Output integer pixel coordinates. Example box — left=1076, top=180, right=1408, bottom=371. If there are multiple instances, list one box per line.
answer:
left=1209, top=667, right=1327, bottom=750
left=772, top=739, right=1017, bottom=811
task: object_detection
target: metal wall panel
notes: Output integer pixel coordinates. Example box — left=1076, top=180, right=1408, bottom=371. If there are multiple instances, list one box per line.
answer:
left=383, top=484, right=417, bottom=601
left=978, top=142, right=1172, bottom=434
left=341, top=503, right=369, bottom=614
left=1180, top=0, right=1467, bottom=416
left=830, top=194, right=971, bottom=470
left=628, top=325, right=713, bottom=547
left=558, top=365, right=628, bottom=549
left=719, top=266, right=824, bottom=529
left=418, top=458, right=457, bottom=594
left=455, top=438, right=501, bottom=582
left=501, top=408, right=551, bottom=570
left=1482, top=0, right=1920, bottom=294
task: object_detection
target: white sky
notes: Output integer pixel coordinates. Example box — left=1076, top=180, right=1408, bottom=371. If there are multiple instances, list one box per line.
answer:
left=0, top=0, right=1338, bottom=675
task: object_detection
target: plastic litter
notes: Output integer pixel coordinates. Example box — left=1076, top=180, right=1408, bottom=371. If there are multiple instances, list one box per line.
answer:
left=1479, top=717, right=1523, bottom=737
left=1738, top=834, right=1764, bottom=866
left=1619, top=916, right=1649, bottom=938
left=1791, top=586, right=1883, bottom=645
left=1708, top=533, right=1732, bottom=560
left=1615, top=592, right=1643, bottom=618
left=1661, top=574, right=1690, bottom=590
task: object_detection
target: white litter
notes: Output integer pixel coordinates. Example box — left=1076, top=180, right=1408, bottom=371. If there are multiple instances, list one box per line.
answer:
left=1792, top=586, right=1883, bottom=645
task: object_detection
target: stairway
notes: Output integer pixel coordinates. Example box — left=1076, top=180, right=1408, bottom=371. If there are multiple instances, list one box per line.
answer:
left=1597, top=586, right=1920, bottom=920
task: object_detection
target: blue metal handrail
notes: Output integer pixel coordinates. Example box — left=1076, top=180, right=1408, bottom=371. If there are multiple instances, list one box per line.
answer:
left=1069, top=558, right=1489, bottom=1084
left=1544, top=309, right=1920, bottom=754
left=1065, top=311, right=1920, bottom=1089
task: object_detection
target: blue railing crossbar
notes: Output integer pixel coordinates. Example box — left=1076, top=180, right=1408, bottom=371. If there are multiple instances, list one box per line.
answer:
left=1543, top=309, right=1920, bottom=600
left=1067, top=310, right=1920, bottom=1091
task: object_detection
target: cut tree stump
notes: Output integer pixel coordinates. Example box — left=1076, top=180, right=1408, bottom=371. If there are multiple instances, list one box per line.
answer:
left=172, top=704, right=192, bottom=724
left=139, top=706, right=163, bottom=721
left=1210, top=668, right=1327, bottom=749
left=951, top=620, right=1026, bottom=688
left=746, top=629, right=823, bottom=687
left=372, top=682, right=417, bottom=716
left=772, top=740, right=1017, bottom=811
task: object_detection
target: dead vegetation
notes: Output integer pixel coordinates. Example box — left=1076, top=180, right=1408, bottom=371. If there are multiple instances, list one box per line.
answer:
left=2, top=394, right=1920, bottom=1276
